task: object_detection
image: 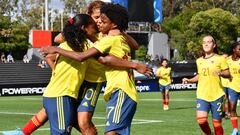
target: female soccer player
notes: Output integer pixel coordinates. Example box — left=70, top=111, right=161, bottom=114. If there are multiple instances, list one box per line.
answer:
left=182, top=35, right=229, bottom=135
left=41, top=3, right=143, bottom=135
left=156, top=58, right=172, bottom=110
left=221, top=53, right=231, bottom=119
left=226, top=42, right=240, bottom=135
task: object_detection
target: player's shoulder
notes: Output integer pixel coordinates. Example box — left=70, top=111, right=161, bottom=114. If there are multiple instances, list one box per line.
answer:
left=226, top=55, right=233, bottom=62
left=196, top=56, right=204, bottom=62
left=214, top=54, right=228, bottom=63
left=59, top=42, right=69, bottom=49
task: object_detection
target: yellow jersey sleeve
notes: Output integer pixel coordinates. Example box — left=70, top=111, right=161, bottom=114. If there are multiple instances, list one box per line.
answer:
left=94, top=36, right=112, bottom=54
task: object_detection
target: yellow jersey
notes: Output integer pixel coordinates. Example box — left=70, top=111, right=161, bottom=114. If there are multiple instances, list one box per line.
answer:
left=94, top=35, right=138, bottom=102
left=156, top=67, right=171, bottom=85
left=227, top=57, right=240, bottom=92
left=84, top=39, right=106, bottom=83
left=221, top=77, right=230, bottom=88
left=43, top=42, right=88, bottom=99
left=196, top=54, right=227, bottom=102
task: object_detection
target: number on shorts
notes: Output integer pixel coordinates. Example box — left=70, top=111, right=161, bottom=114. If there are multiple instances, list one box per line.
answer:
left=106, top=106, right=114, bottom=119
left=217, top=102, right=222, bottom=112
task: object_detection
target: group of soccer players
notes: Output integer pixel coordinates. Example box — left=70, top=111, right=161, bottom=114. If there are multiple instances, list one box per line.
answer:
left=3, top=1, right=152, bottom=135
left=2, top=1, right=240, bottom=135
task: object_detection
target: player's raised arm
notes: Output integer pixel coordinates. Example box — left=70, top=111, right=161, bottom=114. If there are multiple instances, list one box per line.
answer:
left=121, top=32, right=139, bottom=50
left=98, top=55, right=153, bottom=76
left=41, top=46, right=101, bottom=62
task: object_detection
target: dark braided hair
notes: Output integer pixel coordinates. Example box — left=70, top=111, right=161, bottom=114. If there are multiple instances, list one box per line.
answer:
left=100, top=3, right=128, bottom=31
left=63, top=14, right=95, bottom=52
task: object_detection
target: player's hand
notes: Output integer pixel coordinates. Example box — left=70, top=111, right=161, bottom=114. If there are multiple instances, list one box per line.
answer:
left=40, top=46, right=58, bottom=56
left=182, top=78, right=189, bottom=84
left=212, top=70, right=221, bottom=76
left=135, top=63, right=153, bottom=77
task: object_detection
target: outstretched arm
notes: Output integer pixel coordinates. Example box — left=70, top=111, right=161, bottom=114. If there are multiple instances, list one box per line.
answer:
left=41, top=46, right=101, bottom=62
left=182, top=74, right=199, bottom=84
left=122, top=32, right=139, bottom=50
left=98, top=55, right=153, bottom=76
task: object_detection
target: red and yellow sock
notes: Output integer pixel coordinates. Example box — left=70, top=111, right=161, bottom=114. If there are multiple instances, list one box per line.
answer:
left=213, top=120, right=223, bottom=135
left=22, top=115, right=43, bottom=135
left=165, top=99, right=169, bottom=106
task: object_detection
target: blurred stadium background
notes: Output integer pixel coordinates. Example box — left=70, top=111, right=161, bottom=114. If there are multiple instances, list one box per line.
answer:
left=1, top=0, right=240, bottom=134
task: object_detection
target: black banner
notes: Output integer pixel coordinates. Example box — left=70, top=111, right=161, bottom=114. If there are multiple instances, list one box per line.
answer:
left=0, top=83, right=47, bottom=96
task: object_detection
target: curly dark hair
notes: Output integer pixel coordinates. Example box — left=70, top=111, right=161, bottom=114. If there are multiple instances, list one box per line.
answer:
left=100, top=3, right=128, bottom=31
left=230, top=41, right=240, bottom=54
left=63, top=14, right=95, bottom=52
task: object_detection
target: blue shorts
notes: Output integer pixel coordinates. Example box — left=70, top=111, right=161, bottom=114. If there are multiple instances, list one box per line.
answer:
left=105, top=89, right=137, bottom=135
left=196, top=97, right=224, bottom=120
left=159, top=84, right=170, bottom=92
left=228, top=88, right=240, bottom=103
left=43, top=96, right=77, bottom=135
left=77, top=80, right=103, bottom=112
left=224, top=87, right=229, bottom=96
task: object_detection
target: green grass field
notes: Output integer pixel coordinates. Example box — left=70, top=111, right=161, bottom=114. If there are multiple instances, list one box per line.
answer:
left=0, top=91, right=236, bottom=135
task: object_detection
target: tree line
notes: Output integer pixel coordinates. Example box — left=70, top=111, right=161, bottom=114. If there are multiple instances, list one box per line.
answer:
left=0, top=0, right=239, bottom=60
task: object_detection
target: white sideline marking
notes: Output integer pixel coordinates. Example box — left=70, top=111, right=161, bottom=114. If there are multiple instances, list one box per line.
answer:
left=0, top=112, right=163, bottom=132
left=0, top=112, right=35, bottom=115
left=140, top=98, right=195, bottom=102
left=0, top=112, right=163, bottom=122
left=35, top=119, right=164, bottom=131
left=0, top=97, right=195, bottom=102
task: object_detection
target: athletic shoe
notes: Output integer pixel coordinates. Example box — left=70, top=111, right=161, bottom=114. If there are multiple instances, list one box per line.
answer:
left=231, top=128, right=238, bottom=135
left=163, top=105, right=169, bottom=111
left=2, top=128, right=24, bottom=135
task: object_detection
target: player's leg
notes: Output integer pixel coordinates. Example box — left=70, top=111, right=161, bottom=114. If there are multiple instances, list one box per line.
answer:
left=223, top=88, right=230, bottom=119
left=228, top=88, right=239, bottom=135
left=159, top=84, right=167, bottom=110
left=2, top=108, right=48, bottom=135
left=196, top=99, right=212, bottom=135
left=78, top=112, right=96, bottom=135
left=22, top=108, right=48, bottom=135
left=77, top=81, right=102, bottom=135
left=164, top=84, right=170, bottom=110
left=210, top=96, right=224, bottom=135
left=43, top=96, right=76, bottom=135
left=105, top=89, right=137, bottom=135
